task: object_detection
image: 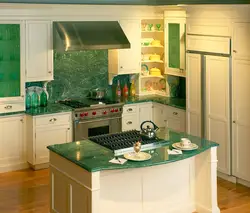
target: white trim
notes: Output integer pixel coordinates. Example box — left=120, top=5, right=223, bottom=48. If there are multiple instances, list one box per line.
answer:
left=217, top=172, right=237, bottom=183
left=237, top=178, right=250, bottom=188
left=0, top=162, right=28, bottom=173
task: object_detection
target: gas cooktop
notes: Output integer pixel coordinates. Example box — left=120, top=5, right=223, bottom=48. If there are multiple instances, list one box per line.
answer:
left=89, top=130, right=168, bottom=156
left=58, top=98, right=120, bottom=109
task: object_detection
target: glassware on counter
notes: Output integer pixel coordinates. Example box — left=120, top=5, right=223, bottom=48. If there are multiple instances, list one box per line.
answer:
left=25, top=89, right=31, bottom=109
left=31, top=87, right=39, bottom=108
left=40, top=88, right=48, bottom=107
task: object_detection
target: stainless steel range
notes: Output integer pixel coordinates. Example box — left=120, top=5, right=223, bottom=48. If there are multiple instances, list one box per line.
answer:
left=59, top=99, right=123, bottom=141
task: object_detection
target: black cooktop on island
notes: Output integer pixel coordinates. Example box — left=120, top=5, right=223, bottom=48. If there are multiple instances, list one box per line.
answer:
left=89, top=130, right=167, bottom=156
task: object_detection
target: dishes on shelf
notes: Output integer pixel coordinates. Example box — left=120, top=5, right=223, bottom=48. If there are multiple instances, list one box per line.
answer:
left=141, top=64, right=149, bottom=76
left=150, top=67, right=161, bottom=76
left=141, top=38, right=163, bottom=47
left=149, top=53, right=161, bottom=61
left=151, top=40, right=161, bottom=46
left=141, top=23, right=162, bottom=32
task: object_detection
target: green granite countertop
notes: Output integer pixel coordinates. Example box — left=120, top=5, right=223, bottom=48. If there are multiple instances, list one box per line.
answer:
left=25, top=103, right=72, bottom=116
left=122, top=95, right=186, bottom=110
left=0, top=111, right=25, bottom=117
left=47, top=128, right=218, bottom=172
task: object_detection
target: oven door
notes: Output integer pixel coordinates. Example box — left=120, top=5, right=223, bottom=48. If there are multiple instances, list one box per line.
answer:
left=74, top=116, right=121, bottom=141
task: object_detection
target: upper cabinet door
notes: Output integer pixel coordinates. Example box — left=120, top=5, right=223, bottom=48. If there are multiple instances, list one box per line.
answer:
left=119, top=20, right=141, bottom=74
left=233, top=23, right=250, bottom=61
left=25, top=21, right=53, bottom=82
left=0, top=21, right=25, bottom=111
left=165, top=18, right=186, bottom=77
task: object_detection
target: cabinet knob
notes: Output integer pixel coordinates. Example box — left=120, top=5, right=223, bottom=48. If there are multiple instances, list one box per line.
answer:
left=21, top=95, right=24, bottom=98
left=127, top=108, right=133, bottom=112
left=127, top=121, right=132, bottom=125
left=233, top=50, right=237, bottom=53
left=20, top=119, right=23, bottom=123
left=233, top=121, right=236, bottom=123
left=4, top=105, right=12, bottom=109
left=48, top=71, right=52, bottom=74
left=120, top=66, right=123, bottom=69
left=68, top=128, right=70, bottom=130
left=173, top=112, right=178, bottom=115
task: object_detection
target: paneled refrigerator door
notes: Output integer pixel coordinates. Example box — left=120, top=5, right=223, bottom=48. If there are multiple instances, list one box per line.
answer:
left=205, top=55, right=230, bottom=175
left=232, top=60, right=250, bottom=182
left=186, top=53, right=202, bottom=137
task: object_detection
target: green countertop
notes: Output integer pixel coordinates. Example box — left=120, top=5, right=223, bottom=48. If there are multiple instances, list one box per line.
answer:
left=122, top=96, right=186, bottom=110
left=25, top=103, right=72, bottom=116
left=0, top=111, right=25, bottom=117
left=47, top=128, right=218, bottom=173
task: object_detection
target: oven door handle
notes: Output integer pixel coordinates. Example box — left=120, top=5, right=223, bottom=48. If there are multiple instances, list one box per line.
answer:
left=75, top=116, right=121, bottom=124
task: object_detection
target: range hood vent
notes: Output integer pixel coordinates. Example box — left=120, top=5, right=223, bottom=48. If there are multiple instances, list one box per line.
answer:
left=53, top=21, right=131, bottom=51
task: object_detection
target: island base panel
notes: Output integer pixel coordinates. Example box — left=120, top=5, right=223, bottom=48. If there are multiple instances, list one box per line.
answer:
left=49, top=148, right=220, bottom=213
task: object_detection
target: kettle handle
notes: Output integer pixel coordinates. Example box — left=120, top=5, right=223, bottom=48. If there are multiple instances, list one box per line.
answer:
left=140, top=120, right=159, bottom=131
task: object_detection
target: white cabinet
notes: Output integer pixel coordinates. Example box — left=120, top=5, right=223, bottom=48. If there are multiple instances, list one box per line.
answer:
left=122, top=104, right=139, bottom=131
left=165, top=106, right=186, bottom=132
left=164, top=11, right=186, bottom=77
left=108, top=19, right=141, bottom=75
left=25, top=20, right=53, bottom=82
left=0, top=114, right=26, bottom=173
left=232, top=60, right=250, bottom=182
left=186, top=53, right=202, bottom=137
left=233, top=23, right=250, bottom=61
left=205, top=56, right=230, bottom=175
left=26, top=112, right=72, bottom=169
left=152, top=103, right=165, bottom=128
left=138, top=103, right=153, bottom=128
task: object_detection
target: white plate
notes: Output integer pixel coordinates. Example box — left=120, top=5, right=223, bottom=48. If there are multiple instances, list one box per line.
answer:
left=172, top=142, right=198, bottom=151
left=124, top=152, right=152, bottom=161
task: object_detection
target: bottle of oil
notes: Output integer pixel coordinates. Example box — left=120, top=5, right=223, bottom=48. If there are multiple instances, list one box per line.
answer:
left=116, top=80, right=121, bottom=98
left=130, top=80, right=136, bottom=97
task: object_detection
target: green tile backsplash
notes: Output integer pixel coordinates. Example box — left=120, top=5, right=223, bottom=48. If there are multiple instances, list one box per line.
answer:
left=47, top=50, right=109, bottom=102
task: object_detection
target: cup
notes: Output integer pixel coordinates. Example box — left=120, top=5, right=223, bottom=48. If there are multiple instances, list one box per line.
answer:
left=181, top=138, right=191, bottom=148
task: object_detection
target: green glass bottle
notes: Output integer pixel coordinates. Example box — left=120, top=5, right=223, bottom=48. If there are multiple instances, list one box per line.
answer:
left=40, top=89, right=48, bottom=107
left=25, top=89, right=31, bottom=109
left=31, top=88, right=39, bottom=108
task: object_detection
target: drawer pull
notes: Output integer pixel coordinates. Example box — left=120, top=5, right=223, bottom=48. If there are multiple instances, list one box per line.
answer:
left=127, top=121, right=132, bottom=125
left=49, top=118, right=57, bottom=122
left=4, top=105, right=12, bottom=109
left=127, top=108, right=133, bottom=112
left=173, top=112, right=178, bottom=115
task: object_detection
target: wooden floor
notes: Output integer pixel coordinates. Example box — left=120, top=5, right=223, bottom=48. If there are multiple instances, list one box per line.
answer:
left=0, top=169, right=250, bottom=213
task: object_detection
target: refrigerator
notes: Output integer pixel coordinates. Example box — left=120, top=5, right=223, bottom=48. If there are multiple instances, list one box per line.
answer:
left=186, top=35, right=231, bottom=175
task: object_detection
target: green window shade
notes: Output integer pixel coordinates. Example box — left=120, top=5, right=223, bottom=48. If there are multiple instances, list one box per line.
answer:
left=168, top=23, right=180, bottom=69
left=0, top=24, right=20, bottom=98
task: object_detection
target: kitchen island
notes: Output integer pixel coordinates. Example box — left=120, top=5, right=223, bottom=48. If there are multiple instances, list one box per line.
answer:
left=47, top=128, right=220, bottom=213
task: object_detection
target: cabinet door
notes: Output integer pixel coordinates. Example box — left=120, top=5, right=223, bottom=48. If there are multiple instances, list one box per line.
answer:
left=118, top=20, right=141, bottom=74
left=0, top=22, right=25, bottom=102
left=205, top=56, right=230, bottom=175
left=139, top=103, right=153, bottom=128
left=152, top=103, right=165, bottom=128
left=233, top=23, right=250, bottom=61
left=0, top=115, right=25, bottom=167
left=122, top=114, right=138, bottom=131
left=232, top=60, right=250, bottom=182
left=165, top=19, right=186, bottom=76
left=35, top=125, right=71, bottom=164
left=186, top=53, right=201, bottom=137
left=26, top=21, right=53, bottom=82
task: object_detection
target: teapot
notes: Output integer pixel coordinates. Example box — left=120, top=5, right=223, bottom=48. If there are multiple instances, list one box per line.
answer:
left=140, top=120, right=159, bottom=139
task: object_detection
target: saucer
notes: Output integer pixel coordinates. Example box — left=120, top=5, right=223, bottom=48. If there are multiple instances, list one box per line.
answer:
left=172, top=142, right=198, bottom=151
left=124, top=152, right=151, bottom=161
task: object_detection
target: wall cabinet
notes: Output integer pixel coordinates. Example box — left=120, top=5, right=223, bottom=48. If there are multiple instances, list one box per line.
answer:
left=26, top=112, right=72, bottom=169
left=0, top=114, right=26, bottom=173
left=25, top=20, right=53, bottom=82
left=164, top=11, right=186, bottom=77
left=233, top=23, right=250, bottom=61
left=232, top=60, right=250, bottom=182
left=108, top=19, right=141, bottom=75
left=0, top=21, right=25, bottom=113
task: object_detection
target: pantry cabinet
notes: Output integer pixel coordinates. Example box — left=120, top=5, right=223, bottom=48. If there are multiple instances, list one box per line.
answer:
left=26, top=112, right=72, bottom=169
left=232, top=60, right=250, bottom=182
left=108, top=19, right=141, bottom=75
left=164, top=11, right=186, bottom=77
left=0, top=114, right=26, bottom=173
left=25, top=20, right=53, bottom=82
left=0, top=21, right=25, bottom=113
left=232, top=23, right=250, bottom=61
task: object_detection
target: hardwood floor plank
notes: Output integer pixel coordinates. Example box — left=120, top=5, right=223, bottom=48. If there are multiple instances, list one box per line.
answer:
left=0, top=169, right=250, bottom=212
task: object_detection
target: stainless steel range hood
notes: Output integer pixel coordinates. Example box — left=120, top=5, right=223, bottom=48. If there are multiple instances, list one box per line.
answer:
left=53, top=21, right=131, bottom=51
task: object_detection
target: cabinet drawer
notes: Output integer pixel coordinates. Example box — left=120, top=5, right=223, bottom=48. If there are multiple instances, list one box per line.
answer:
left=0, top=102, right=25, bottom=114
left=123, top=105, right=137, bottom=114
left=165, top=106, right=185, bottom=119
left=35, top=113, right=71, bottom=126
left=122, top=114, right=138, bottom=131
